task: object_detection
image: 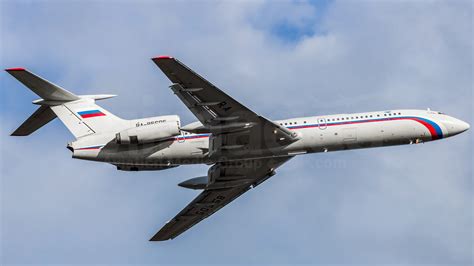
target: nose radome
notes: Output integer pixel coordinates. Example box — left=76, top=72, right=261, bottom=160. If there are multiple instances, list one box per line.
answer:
left=459, top=120, right=470, bottom=132
left=444, top=119, right=470, bottom=137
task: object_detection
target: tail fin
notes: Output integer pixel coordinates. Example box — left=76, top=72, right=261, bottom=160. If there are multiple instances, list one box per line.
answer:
left=6, top=68, right=128, bottom=138
left=49, top=97, right=127, bottom=138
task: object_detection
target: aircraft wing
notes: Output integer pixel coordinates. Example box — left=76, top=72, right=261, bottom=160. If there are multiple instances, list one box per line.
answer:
left=150, top=156, right=292, bottom=241
left=152, top=56, right=299, bottom=159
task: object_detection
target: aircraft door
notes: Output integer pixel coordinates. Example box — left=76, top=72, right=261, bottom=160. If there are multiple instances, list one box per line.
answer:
left=318, top=117, right=327, bottom=130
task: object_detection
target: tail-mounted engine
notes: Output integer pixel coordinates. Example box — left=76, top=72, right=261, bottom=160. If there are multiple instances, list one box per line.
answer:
left=115, top=115, right=181, bottom=144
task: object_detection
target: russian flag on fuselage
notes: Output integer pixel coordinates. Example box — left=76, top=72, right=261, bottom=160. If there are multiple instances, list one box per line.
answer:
left=78, top=109, right=106, bottom=119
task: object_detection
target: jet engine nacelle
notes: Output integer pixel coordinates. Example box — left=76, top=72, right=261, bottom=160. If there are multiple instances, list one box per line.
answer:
left=115, top=115, right=181, bottom=145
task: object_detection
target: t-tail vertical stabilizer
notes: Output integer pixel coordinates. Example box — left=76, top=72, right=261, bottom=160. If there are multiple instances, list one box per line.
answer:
left=6, top=68, right=127, bottom=138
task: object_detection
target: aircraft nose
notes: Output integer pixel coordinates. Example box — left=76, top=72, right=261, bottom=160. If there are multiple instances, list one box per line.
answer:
left=459, top=120, right=470, bottom=132
left=443, top=118, right=470, bottom=137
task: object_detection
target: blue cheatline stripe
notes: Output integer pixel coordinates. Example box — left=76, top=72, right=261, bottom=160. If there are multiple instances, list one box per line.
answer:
left=286, top=116, right=443, bottom=139
left=78, top=110, right=102, bottom=115
left=410, top=117, right=443, bottom=139
left=76, top=116, right=443, bottom=148
left=175, top=133, right=211, bottom=140
left=172, top=117, right=443, bottom=140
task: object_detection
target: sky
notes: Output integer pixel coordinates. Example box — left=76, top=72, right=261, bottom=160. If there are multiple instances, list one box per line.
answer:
left=0, top=0, right=472, bottom=265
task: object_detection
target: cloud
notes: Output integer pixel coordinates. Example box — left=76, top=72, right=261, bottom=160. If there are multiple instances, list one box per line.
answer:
left=1, top=0, right=472, bottom=264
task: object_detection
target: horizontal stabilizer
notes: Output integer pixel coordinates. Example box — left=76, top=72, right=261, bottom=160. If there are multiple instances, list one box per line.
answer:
left=11, top=105, right=57, bottom=136
left=5, top=68, right=79, bottom=101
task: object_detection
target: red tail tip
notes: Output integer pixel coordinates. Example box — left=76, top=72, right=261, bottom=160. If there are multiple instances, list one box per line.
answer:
left=152, top=55, right=173, bottom=60
left=5, top=67, right=25, bottom=71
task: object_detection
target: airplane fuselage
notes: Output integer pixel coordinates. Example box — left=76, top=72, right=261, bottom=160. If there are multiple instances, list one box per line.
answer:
left=70, top=108, right=469, bottom=170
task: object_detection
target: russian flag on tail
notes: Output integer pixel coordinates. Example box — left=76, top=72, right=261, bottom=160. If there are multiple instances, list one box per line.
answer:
left=78, top=110, right=106, bottom=118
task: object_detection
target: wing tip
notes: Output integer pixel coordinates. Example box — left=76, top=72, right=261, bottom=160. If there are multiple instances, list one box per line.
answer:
left=149, top=235, right=171, bottom=241
left=152, top=55, right=174, bottom=60
left=5, top=67, right=26, bottom=72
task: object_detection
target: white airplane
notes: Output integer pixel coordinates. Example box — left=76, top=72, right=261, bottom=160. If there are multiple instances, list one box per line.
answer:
left=7, top=56, right=469, bottom=241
